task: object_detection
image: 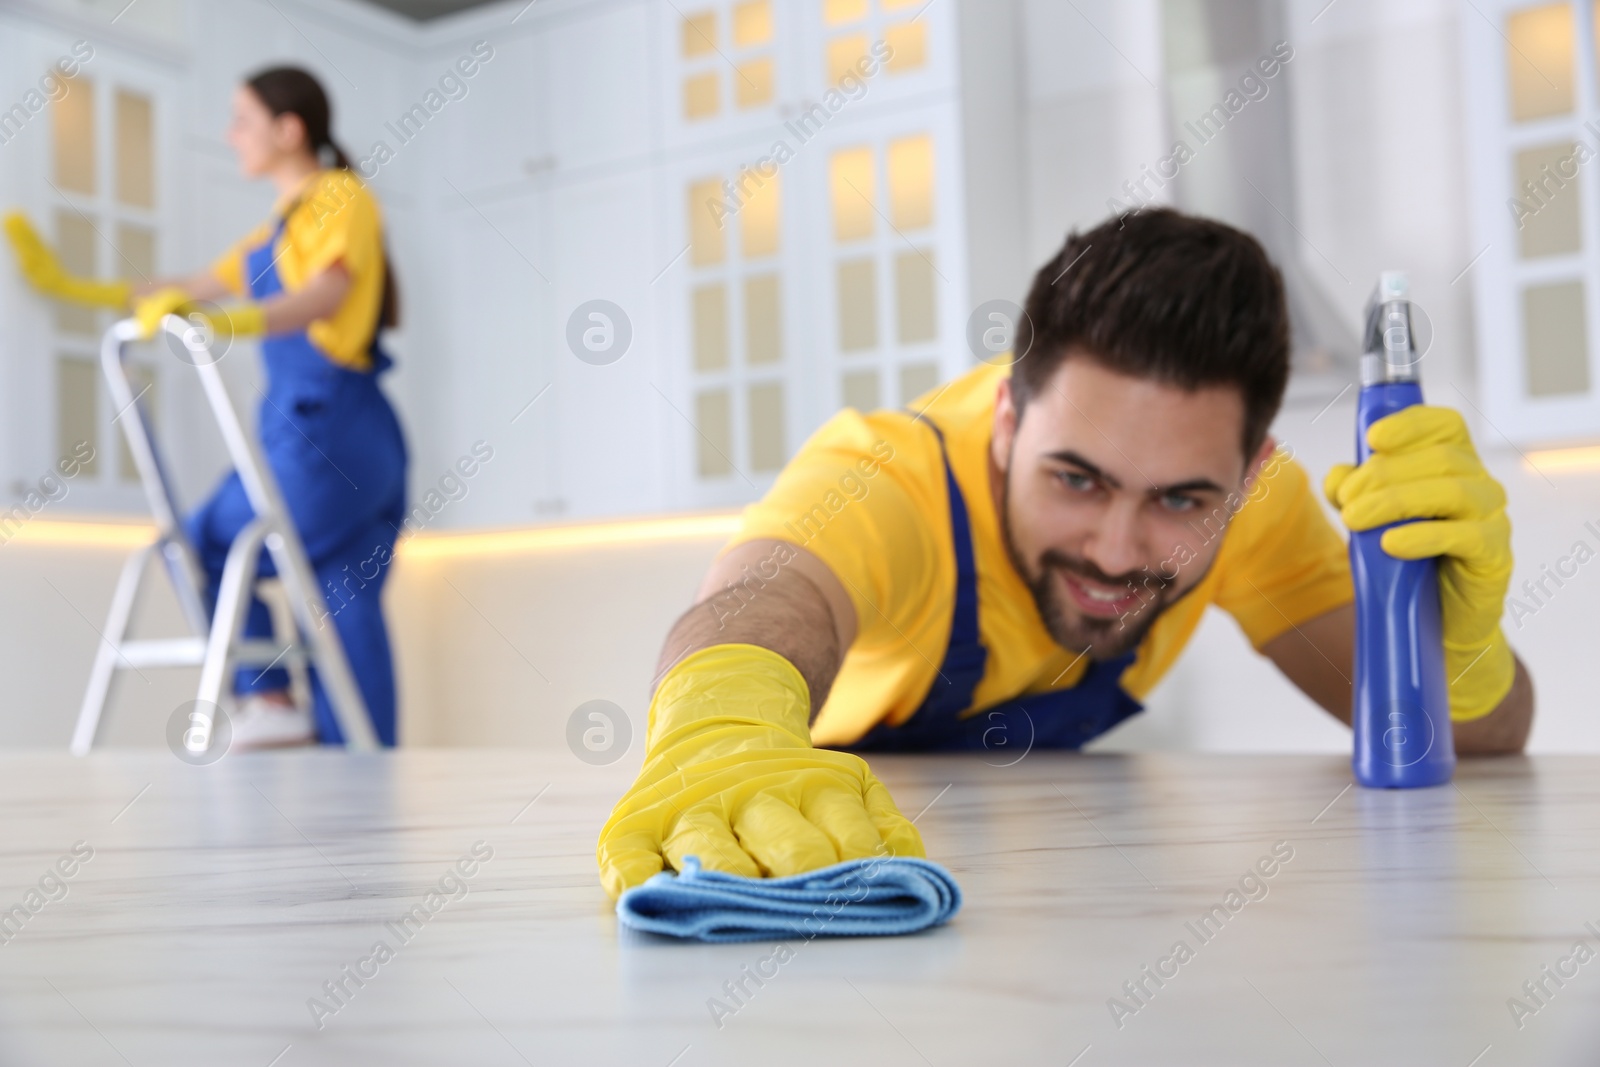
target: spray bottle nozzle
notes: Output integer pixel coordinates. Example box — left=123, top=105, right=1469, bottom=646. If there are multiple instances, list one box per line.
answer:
left=1377, top=271, right=1409, bottom=302
left=1362, top=270, right=1419, bottom=385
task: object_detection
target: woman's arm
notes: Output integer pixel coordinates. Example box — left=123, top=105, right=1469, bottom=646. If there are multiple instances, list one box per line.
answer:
left=130, top=270, right=231, bottom=303
left=132, top=263, right=350, bottom=335
left=259, top=263, right=349, bottom=335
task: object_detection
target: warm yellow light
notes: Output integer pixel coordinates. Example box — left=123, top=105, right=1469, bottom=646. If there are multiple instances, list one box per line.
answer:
left=396, top=512, right=743, bottom=561
left=883, top=20, right=928, bottom=73
left=830, top=145, right=875, bottom=241
left=52, top=74, right=96, bottom=194
left=0, top=519, right=155, bottom=548
left=683, top=71, right=720, bottom=121
left=1506, top=3, right=1574, bottom=122
left=733, top=0, right=772, bottom=47
left=735, top=56, right=775, bottom=109
left=682, top=10, right=717, bottom=58
left=826, top=34, right=870, bottom=88
left=824, top=0, right=868, bottom=26
left=688, top=177, right=726, bottom=266
left=741, top=169, right=781, bottom=257
left=887, top=132, right=934, bottom=229
left=1524, top=443, right=1600, bottom=473
left=1, top=513, right=743, bottom=558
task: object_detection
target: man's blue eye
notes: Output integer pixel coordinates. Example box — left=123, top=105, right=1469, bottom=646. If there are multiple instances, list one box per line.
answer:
left=1058, top=471, right=1094, bottom=491
left=1161, top=493, right=1198, bottom=512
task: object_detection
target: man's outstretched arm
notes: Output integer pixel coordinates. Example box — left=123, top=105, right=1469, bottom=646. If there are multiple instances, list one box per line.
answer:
left=1262, top=602, right=1534, bottom=755
left=655, top=538, right=858, bottom=720
left=595, top=538, right=924, bottom=901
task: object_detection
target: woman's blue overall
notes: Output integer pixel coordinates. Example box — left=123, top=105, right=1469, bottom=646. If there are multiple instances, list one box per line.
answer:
left=184, top=216, right=408, bottom=745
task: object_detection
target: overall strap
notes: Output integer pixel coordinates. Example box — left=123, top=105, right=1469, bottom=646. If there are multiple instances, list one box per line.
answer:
left=244, top=214, right=293, bottom=301
left=915, top=416, right=989, bottom=720
left=243, top=201, right=394, bottom=374
left=841, top=411, right=1146, bottom=753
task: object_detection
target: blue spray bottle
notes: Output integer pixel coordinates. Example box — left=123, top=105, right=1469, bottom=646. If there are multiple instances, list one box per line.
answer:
left=1350, top=271, right=1454, bottom=788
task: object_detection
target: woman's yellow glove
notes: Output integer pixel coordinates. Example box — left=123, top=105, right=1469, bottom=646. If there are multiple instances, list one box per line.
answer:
left=596, top=643, right=925, bottom=901
left=132, top=286, right=266, bottom=342
left=3, top=211, right=131, bottom=310
left=1324, top=405, right=1515, bottom=722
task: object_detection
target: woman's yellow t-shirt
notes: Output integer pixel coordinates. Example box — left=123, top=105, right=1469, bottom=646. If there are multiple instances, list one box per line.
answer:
left=210, top=169, right=386, bottom=370
left=723, top=360, right=1355, bottom=748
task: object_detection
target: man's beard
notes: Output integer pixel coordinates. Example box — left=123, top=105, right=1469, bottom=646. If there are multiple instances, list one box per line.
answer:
left=997, top=457, right=1202, bottom=661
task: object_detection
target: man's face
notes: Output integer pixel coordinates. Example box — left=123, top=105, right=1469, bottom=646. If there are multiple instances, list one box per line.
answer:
left=991, top=353, right=1274, bottom=660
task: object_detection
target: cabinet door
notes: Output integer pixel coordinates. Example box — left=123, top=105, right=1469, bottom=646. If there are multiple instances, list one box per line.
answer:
left=797, top=101, right=969, bottom=425
left=437, top=187, right=561, bottom=528
left=658, top=139, right=800, bottom=513
left=659, top=0, right=794, bottom=151
left=542, top=4, right=654, bottom=175
left=3, top=33, right=182, bottom=517
left=652, top=0, right=967, bottom=513
left=437, top=32, right=550, bottom=199
left=1464, top=0, right=1600, bottom=445
left=544, top=170, right=668, bottom=519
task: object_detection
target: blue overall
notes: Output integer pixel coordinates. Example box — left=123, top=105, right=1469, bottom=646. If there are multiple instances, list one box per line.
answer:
left=844, top=419, right=1143, bottom=753
left=184, top=214, right=408, bottom=745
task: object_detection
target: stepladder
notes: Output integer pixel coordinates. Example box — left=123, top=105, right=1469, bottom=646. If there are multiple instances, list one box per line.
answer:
left=73, top=316, right=377, bottom=755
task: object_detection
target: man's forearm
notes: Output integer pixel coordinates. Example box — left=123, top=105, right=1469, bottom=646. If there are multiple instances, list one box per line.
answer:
left=1452, top=654, right=1534, bottom=756
left=1263, top=604, right=1534, bottom=754
left=654, top=541, right=849, bottom=722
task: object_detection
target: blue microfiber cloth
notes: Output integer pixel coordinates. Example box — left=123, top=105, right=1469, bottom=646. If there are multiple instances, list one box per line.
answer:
left=617, top=855, right=962, bottom=943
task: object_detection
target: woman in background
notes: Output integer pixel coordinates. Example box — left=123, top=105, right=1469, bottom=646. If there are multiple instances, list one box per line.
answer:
left=5, top=67, right=407, bottom=749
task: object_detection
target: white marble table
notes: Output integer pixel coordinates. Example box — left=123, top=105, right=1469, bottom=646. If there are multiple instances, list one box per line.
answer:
left=0, top=750, right=1595, bottom=1066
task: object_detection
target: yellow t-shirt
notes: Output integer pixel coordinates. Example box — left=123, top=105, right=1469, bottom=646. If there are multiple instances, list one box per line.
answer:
left=723, top=360, right=1355, bottom=748
left=210, top=169, right=386, bottom=370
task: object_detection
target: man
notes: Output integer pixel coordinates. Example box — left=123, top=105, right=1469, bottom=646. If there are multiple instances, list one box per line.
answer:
left=597, top=209, right=1532, bottom=900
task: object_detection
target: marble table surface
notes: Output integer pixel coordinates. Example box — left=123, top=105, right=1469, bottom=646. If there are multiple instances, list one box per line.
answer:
left=0, top=749, right=1595, bottom=1066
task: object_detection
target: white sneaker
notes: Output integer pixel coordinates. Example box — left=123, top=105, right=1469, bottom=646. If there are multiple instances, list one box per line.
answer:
left=229, top=695, right=316, bottom=751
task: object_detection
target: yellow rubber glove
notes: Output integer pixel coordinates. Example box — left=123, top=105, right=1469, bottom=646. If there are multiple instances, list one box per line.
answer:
left=1324, top=405, right=1515, bottom=722
left=3, top=212, right=131, bottom=310
left=132, top=286, right=266, bottom=342
left=596, top=643, right=926, bottom=901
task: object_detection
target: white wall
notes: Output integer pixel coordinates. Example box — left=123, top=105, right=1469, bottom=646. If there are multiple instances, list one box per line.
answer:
left=1018, top=0, right=1169, bottom=266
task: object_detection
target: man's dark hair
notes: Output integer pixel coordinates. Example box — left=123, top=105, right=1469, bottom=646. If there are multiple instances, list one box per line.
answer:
left=1011, top=208, right=1290, bottom=457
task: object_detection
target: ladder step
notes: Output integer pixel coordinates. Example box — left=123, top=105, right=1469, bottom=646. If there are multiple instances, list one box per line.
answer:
left=117, top=638, right=204, bottom=667
left=115, top=638, right=302, bottom=669
left=234, top=639, right=304, bottom=666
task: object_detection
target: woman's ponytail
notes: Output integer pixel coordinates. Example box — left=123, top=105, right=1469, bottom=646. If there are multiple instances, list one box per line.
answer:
left=319, top=138, right=355, bottom=172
